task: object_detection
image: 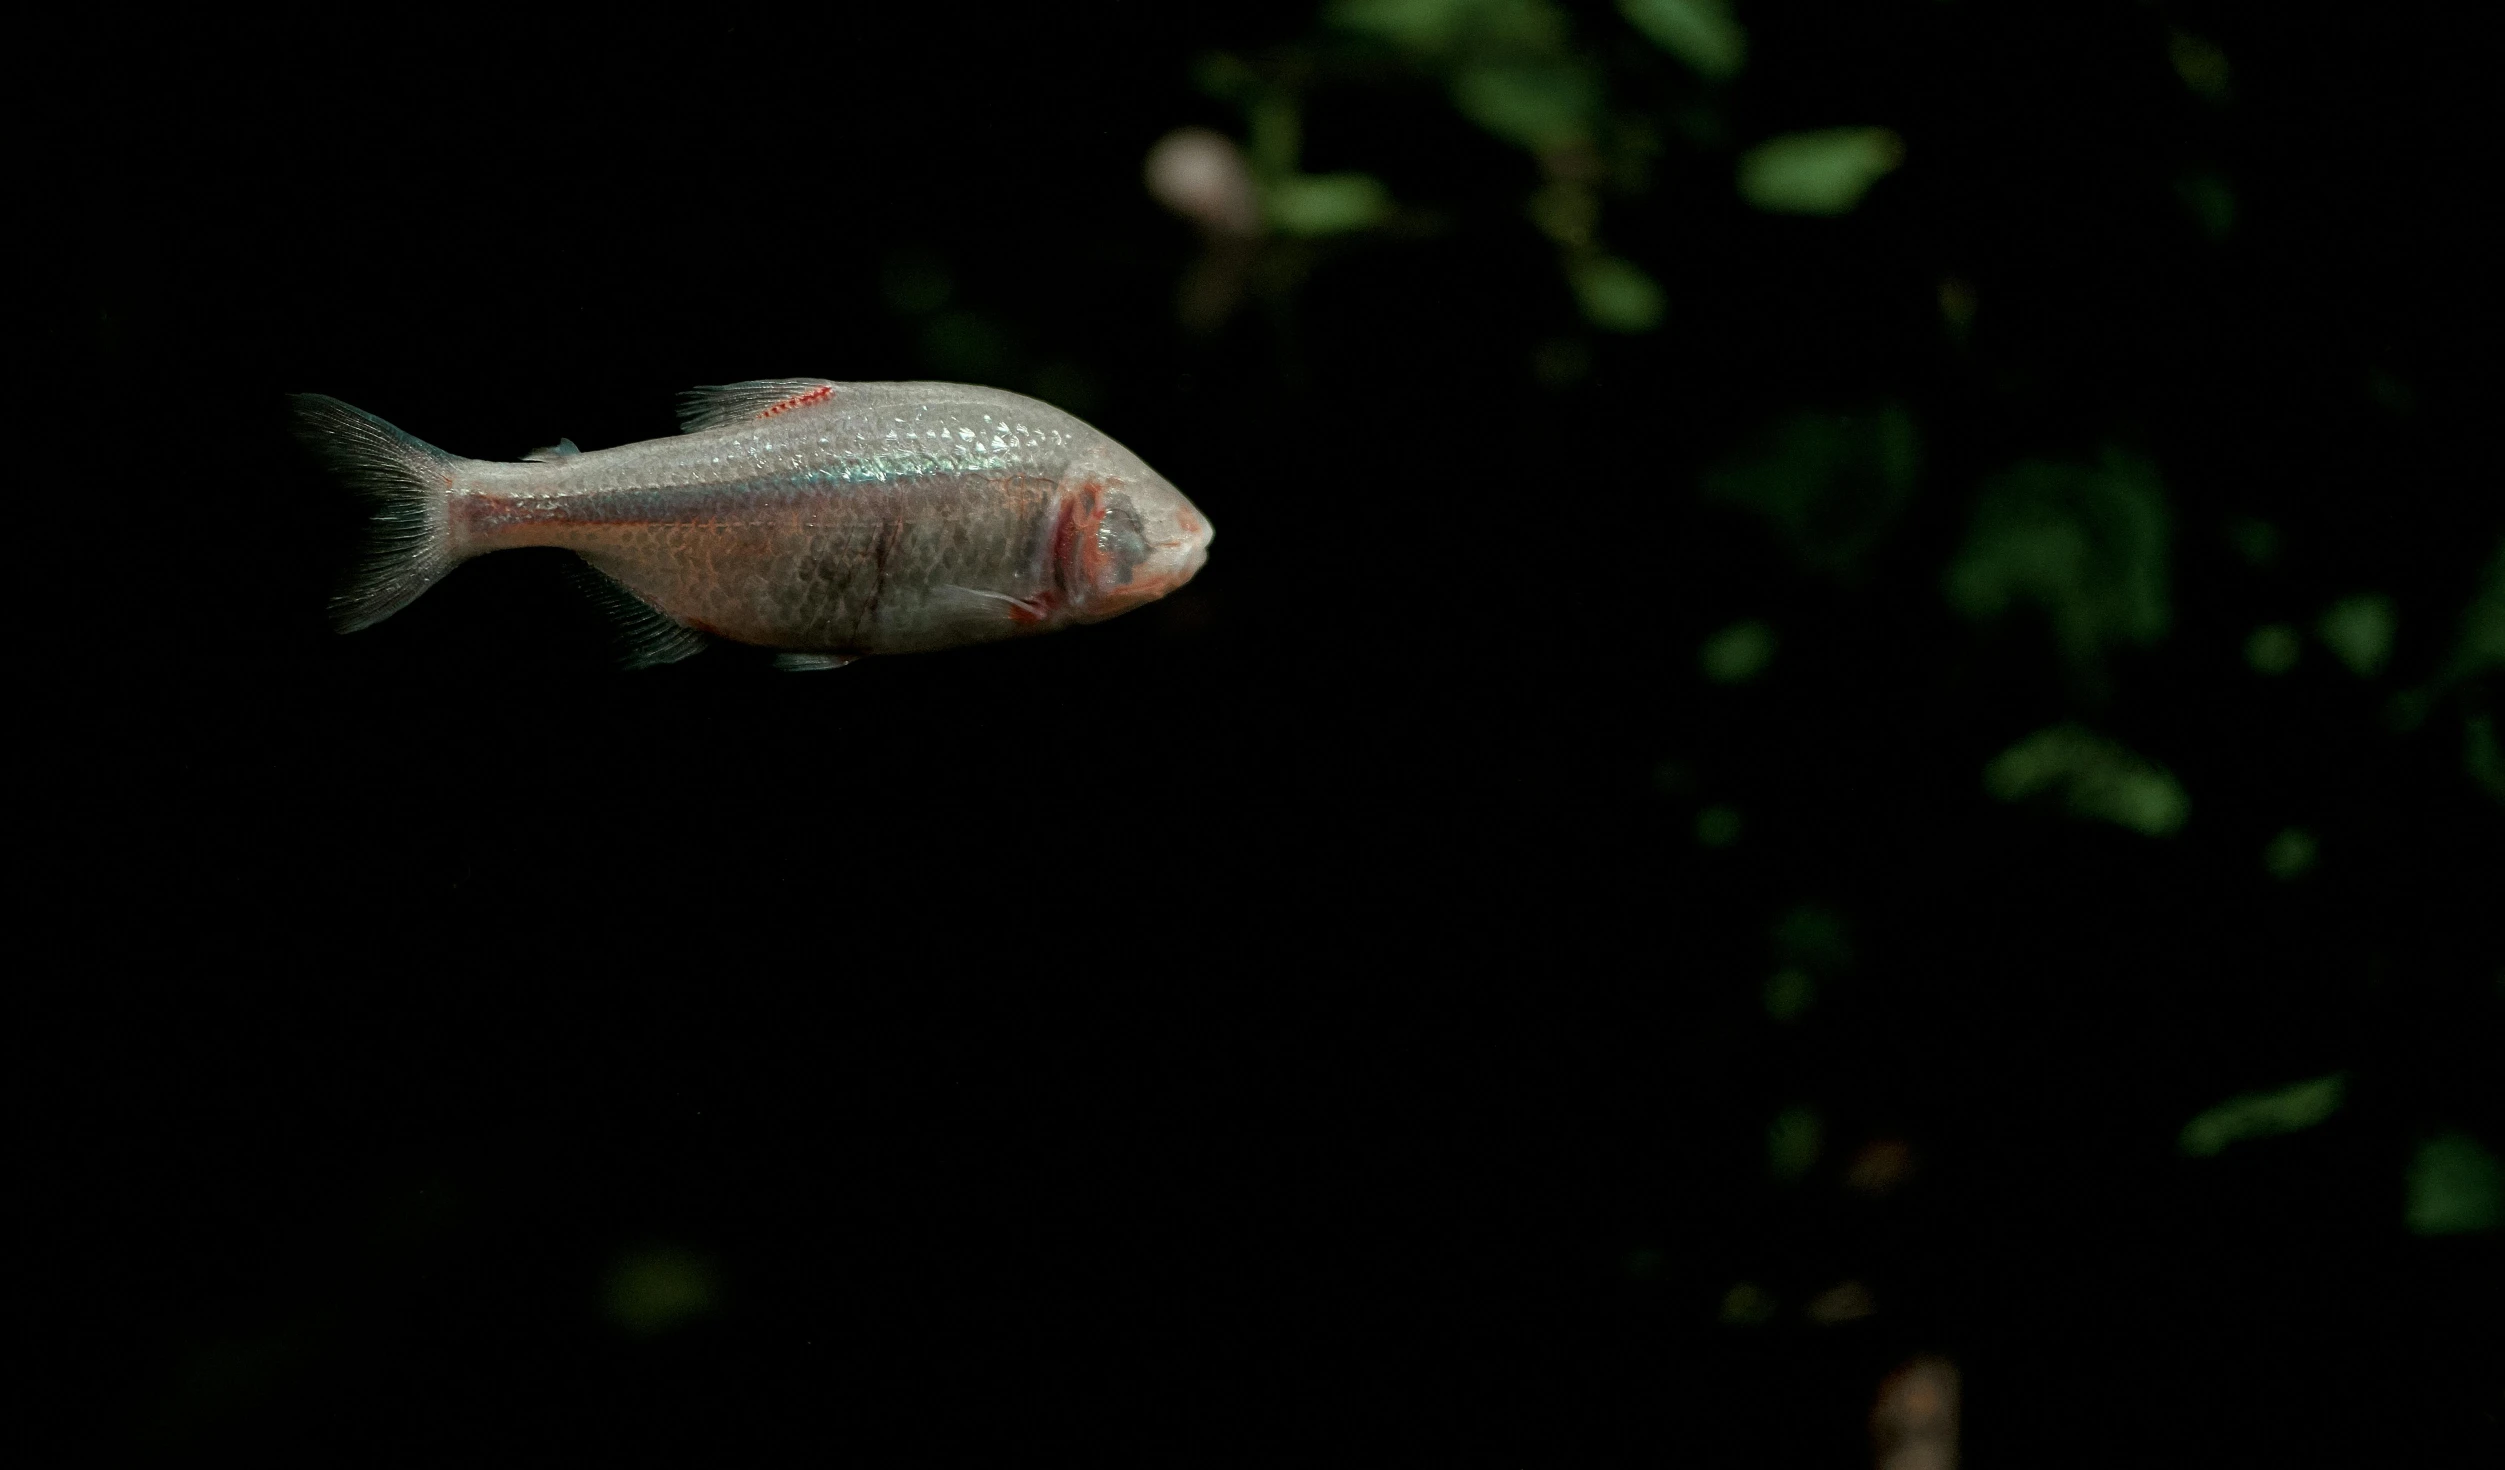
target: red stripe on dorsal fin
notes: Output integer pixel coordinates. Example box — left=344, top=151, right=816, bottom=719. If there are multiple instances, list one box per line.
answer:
left=675, top=379, right=847, bottom=433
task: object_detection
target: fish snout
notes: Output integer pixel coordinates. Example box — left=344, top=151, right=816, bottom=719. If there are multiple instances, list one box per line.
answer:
left=1069, top=482, right=1211, bottom=621
left=1134, top=500, right=1211, bottom=603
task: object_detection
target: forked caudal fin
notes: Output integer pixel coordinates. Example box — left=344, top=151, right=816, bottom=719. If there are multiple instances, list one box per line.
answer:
left=292, top=394, right=463, bottom=632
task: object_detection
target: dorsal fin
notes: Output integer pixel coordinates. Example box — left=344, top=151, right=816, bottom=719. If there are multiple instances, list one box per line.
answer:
left=523, top=438, right=579, bottom=462
left=676, top=379, right=846, bottom=432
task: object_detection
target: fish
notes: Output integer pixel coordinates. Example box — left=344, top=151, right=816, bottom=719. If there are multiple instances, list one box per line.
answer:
left=293, top=379, right=1213, bottom=669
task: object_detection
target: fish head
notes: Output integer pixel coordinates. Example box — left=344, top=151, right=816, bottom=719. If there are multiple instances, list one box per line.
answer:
left=1058, top=466, right=1213, bottom=623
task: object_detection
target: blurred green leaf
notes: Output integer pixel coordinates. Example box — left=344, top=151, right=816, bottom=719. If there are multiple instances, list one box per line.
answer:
left=1191, top=51, right=1258, bottom=101
left=1620, top=0, right=1746, bottom=80
left=2448, top=543, right=2505, bottom=678
left=1452, top=61, right=1597, bottom=150
left=2318, top=594, right=2397, bottom=677
left=2168, top=30, right=2232, bottom=101
left=2468, top=715, right=2505, bottom=802
left=2176, top=173, right=2236, bottom=241
left=1526, top=180, right=1598, bottom=245
left=605, top=1247, right=719, bottom=1335
left=2262, top=826, right=2317, bottom=879
left=1773, top=904, right=1853, bottom=973
left=1700, top=619, right=1777, bottom=682
left=2406, top=1133, right=2502, bottom=1235
left=1719, top=1281, right=1777, bottom=1325
left=1985, top=724, right=2188, bottom=836
left=1764, top=967, right=1815, bottom=1021
left=2227, top=516, right=2280, bottom=565
left=1946, top=453, right=2170, bottom=668
left=1266, top=172, right=1394, bottom=236
left=1737, top=128, right=1904, bottom=215
left=1332, top=0, right=1569, bottom=59
left=1769, top=1105, right=1822, bottom=1181
left=2179, top=1073, right=2345, bottom=1157
left=1703, top=406, right=1921, bottom=573
left=1569, top=253, right=1666, bottom=331
left=1247, top=94, right=1302, bottom=176
left=2245, top=623, right=2301, bottom=674
left=1331, top=0, right=1474, bottom=51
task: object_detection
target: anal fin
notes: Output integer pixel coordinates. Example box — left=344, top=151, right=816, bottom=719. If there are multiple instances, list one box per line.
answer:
left=773, top=652, right=859, bottom=672
left=564, top=557, right=708, bottom=669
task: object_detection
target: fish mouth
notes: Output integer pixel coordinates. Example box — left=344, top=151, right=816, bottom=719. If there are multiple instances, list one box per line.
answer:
left=1076, top=530, right=1209, bottom=622
left=1146, top=523, right=1212, bottom=594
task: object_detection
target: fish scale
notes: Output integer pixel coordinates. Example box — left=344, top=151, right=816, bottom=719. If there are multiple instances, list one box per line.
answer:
left=293, top=379, right=1212, bottom=667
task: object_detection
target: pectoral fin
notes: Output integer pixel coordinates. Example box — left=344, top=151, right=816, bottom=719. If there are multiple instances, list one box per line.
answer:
left=934, top=584, right=1058, bottom=626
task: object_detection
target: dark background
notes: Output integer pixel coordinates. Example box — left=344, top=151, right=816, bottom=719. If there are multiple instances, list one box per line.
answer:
left=37, top=2, right=2500, bottom=1461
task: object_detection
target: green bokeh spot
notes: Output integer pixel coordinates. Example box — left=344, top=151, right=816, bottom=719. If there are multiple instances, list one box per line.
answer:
left=2448, top=543, right=2505, bottom=678
left=1773, top=905, right=1853, bottom=973
left=1696, top=804, right=1743, bottom=847
left=2177, top=173, right=2236, bottom=241
left=2246, top=623, right=2300, bottom=674
left=1266, top=172, right=1393, bottom=236
left=1764, top=967, right=1815, bottom=1022
left=2169, top=31, right=2232, bottom=100
left=1569, top=254, right=1666, bottom=332
left=2262, top=826, right=2317, bottom=879
left=1700, top=619, right=1777, bottom=683
left=1619, top=0, right=1746, bottom=79
left=2318, top=594, right=2396, bottom=677
left=1192, top=51, right=1258, bottom=102
left=1985, top=724, right=2189, bottom=836
left=1719, top=1281, right=1776, bottom=1325
left=1769, top=1105, right=1822, bottom=1182
left=2468, top=715, right=2505, bottom=803
left=1737, top=128, right=1904, bottom=215
left=2408, top=1133, right=2503, bottom=1235
left=605, top=1247, right=719, bottom=1336
left=2228, top=517, right=2280, bottom=565
left=2179, top=1073, right=2345, bottom=1157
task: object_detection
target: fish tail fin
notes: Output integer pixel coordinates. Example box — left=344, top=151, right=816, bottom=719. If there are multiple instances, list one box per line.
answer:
left=291, top=393, right=465, bottom=632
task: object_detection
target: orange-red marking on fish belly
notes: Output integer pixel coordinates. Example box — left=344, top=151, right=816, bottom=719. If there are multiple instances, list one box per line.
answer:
left=754, top=384, right=836, bottom=418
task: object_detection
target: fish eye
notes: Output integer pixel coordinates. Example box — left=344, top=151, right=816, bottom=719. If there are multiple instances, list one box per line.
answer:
left=1096, top=497, right=1150, bottom=584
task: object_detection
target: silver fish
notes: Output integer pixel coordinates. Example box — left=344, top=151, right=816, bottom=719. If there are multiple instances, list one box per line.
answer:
left=294, top=379, right=1213, bottom=669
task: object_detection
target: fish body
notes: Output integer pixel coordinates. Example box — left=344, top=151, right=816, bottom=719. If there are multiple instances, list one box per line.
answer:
left=295, top=379, right=1212, bottom=666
